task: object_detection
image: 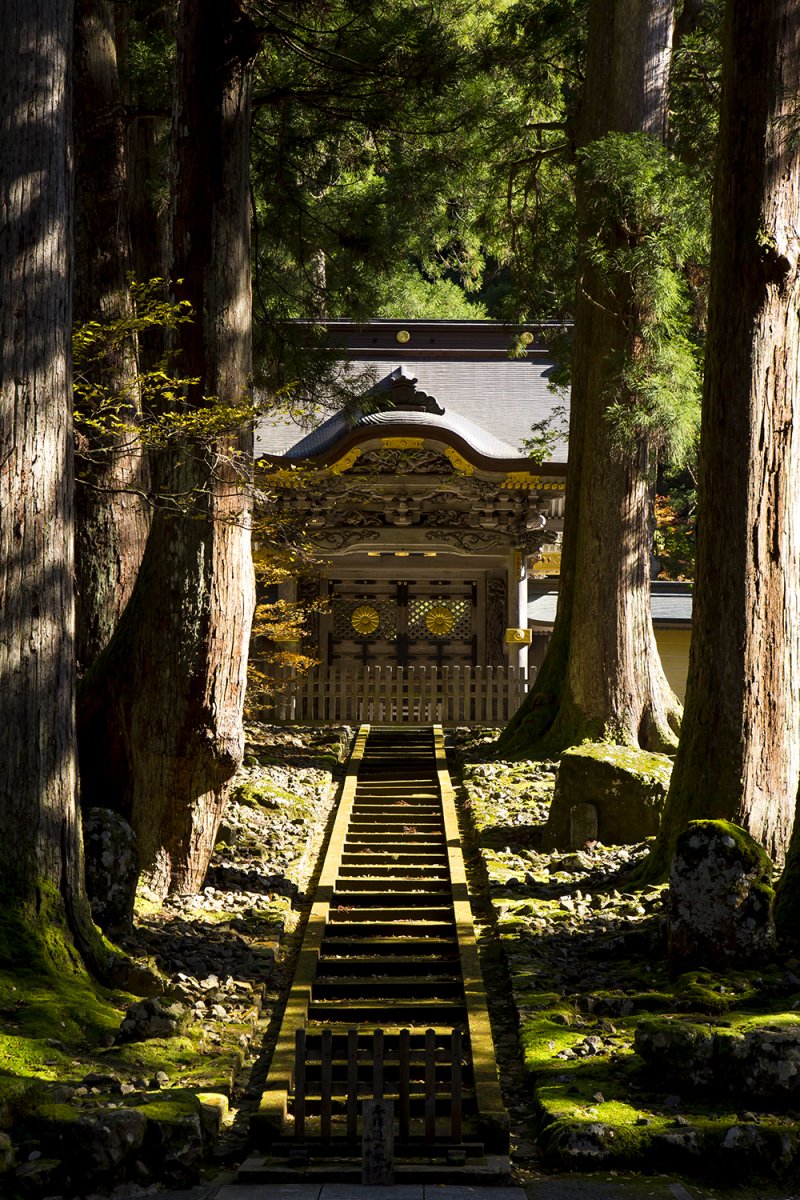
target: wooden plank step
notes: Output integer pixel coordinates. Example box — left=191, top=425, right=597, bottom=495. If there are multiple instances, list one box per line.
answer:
left=321, top=921, right=455, bottom=940
left=317, top=957, right=460, bottom=975
left=333, top=878, right=451, bottom=893
left=320, top=937, right=458, bottom=956
left=327, top=911, right=454, bottom=927
left=313, top=978, right=463, bottom=999
left=307, top=1000, right=467, bottom=1022
left=339, top=857, right=449, bottom=869
left=336, top=868, right=450, bottom=877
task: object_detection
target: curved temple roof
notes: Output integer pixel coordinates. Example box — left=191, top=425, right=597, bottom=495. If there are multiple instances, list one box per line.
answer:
left=278, top=407, right=520, bottom=462
left=255, top=319, right=571, bottom=466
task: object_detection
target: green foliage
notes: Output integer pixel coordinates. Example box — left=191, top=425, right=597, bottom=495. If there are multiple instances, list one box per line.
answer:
left=373, top=264, right=487, bottom=319
left=73, top=278, right=193, bottom=448
left=579, top=132, right=707, bottom=468
left=669, top=0, right=724, bottom=180
left=522, top=403, right=569, bottom=463
left=73, top=279, right=260, bottom=509
left=654, top=478, right=696, bottom=579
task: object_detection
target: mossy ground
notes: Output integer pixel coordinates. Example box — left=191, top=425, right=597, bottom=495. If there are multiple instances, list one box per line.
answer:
left=455, top=728, right=800, bottom=1186
left=1, top=724, right=344, bottom=1194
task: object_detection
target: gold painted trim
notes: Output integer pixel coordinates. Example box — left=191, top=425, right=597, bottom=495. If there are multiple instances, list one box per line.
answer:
left=381, top=436, right=425, bottom=450
left=502, top=471, right=566, bottom=491
left=505, top=627, right=532, bottom=645
left=351, top=604, right=380, bottom=635
left=502, top=471, right=537, bottom=489
left=444, top=447, right=474, bottom=475
left=425, top=603, right=456, bottom=637
left=329, top=447, right=363, bottom=474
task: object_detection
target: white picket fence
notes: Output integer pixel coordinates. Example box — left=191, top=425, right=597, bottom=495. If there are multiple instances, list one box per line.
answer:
left=267, top=664, right=529, bottom=726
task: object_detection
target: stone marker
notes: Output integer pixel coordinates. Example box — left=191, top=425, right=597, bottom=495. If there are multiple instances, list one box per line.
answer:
left=542, top=743, right=672, bottom=850
left=362, top=1098, right=394, bottom=1185
left=84, top=806, right=138, bottom=931
left=570, top=802, right=598, bottom=850
left=668, top=819, right=775, bottom=969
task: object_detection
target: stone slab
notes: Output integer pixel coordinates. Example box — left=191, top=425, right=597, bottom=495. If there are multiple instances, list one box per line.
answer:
left=215, top=1186, right=321, bottom=1200
left=526, top=1184, right=674, bottom=1199
left=321, top=1187, right=423, bottom=1200
left=424, top=1188, right=527, bottom=1199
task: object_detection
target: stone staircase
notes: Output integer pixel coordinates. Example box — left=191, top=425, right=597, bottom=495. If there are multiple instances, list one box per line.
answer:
left=241, top=725, right=509, bottom=1185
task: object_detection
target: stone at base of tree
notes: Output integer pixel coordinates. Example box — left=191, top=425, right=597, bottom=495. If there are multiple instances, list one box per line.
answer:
left=0, top=1131, right=14, bottom=1176
left=542, top=743, right=672, bottom=850
left=116, top=997, right=189, bottom=1043
left=14, top=1157, right=64, bottom=1197
left=36, top=1107, right=147, bottom=1187
left=140, top=1102, right=204, bottom=1188
left=719, top=1124, right=796, bottom=1178
left=107, top=953, right=166, bottom=998
left=540, top=1119, right=619, bottom=1165
left=635, top=1017, right=800, bottom=1102
left=668, top=820, right=775, bottom=970
left=83, top=807, right=138, bottom=931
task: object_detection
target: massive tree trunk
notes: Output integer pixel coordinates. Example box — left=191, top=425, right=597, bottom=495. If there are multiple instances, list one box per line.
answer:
left=73, top=0, right=150, bottom=672
left=0, top=0, right=90, bottom=938
left=647, top=0, right=800, bottom=877
left=501, top=0, right=681, bottom=755
left=78, top=0, right=258, bottom=897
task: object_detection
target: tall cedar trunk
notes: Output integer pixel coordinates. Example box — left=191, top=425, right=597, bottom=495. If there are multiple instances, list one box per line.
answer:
left=0, top=0, right=86, bottom=917
left=647, top=0, right=800, bottom=876
left=73, top=0, right=150, bottom=672
left=78, top=0, right=258, bottom=897
left=501, top=0, right=681, bottom=755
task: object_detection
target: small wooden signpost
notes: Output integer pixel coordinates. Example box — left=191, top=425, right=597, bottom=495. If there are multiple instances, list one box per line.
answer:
left=362, top=1098, right=395, bottom=1184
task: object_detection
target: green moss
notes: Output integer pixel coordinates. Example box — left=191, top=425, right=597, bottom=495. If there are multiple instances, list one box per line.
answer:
left=230, top=776, right=315, bottom=821
left=139, top=1092, right=201, bottom=1123
left=686, top=820, right=774, bottom=878
left=0, top=886, right=123, bottom=1058
left=566, top=741, right=674, bottom=787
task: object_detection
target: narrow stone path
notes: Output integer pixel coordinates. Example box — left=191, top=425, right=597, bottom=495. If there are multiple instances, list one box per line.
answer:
left=239, top=724, right=510, bottom=1186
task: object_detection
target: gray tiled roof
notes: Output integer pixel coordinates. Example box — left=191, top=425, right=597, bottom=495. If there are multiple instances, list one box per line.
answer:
left=255, top=323, right=569, bottom=461
left=528, top=580, right=693, bottom=627
left=278, top=407, right=519, bottom=460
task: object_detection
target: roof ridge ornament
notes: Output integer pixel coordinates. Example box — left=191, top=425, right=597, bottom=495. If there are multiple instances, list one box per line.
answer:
left=386, top=366, right=445, bottom=415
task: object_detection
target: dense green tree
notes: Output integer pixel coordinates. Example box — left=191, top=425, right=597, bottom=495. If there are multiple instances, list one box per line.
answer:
left=248, top=0, right=533, bottom=404
left=647, top=0, right=800, bottom=877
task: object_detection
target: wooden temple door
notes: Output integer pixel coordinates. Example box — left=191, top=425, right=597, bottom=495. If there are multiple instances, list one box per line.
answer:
left=404, top=579, right=477, bottom=668
left=328, top=578, right=478, bottom=669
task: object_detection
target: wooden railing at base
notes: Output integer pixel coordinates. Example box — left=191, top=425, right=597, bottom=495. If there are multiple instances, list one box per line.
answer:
left=292, top=1026, right=464, bottom=1146
left=267, top=663, right=529, bottom=725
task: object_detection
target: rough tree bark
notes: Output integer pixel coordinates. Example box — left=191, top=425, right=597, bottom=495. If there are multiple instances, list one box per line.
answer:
left=0, top=0, right=90, bottom=939
left=73, top=0, right=150, bottom=672
left=78, top=0, right=258, bottom=897
left=501, top=0, right=681, bottom=755
left=646, top=0, right=800, bottom=877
